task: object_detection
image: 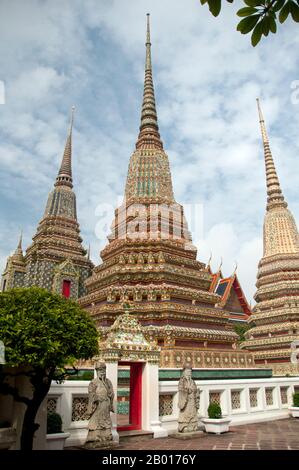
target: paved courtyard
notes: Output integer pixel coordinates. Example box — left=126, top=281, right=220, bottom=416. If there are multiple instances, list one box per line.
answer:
left=118, top=419, right=299, bottom=450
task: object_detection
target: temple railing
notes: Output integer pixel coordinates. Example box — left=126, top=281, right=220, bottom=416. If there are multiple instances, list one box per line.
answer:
left=47, top=376, right=299, bottom=447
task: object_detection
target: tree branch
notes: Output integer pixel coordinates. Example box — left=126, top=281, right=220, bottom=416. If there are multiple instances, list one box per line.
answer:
left=0, top=369, right=35, bottom=379
left=0, top=382, right=31, bottom=406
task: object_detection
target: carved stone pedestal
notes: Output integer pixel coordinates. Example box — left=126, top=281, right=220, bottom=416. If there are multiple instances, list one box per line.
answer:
left=170, top=430, right=204, bottom=440
left=84, top=440, right=119, bottom=450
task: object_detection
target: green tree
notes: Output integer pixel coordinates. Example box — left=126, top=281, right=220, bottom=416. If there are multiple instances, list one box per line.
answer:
left=233, top=322, right=252, bottom=343
left=200, top=0, right=299, bottom=46
left=0, top=287, right=98, bottom=450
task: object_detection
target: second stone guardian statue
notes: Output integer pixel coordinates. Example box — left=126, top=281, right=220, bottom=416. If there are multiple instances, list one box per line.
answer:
left=178, top=365, right=200, bottom=433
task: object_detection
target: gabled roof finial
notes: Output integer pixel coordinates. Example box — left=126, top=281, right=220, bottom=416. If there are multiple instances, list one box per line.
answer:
left=232, top=261, right=238, bottom=276
left=206, top=251, right=212, bottom=270
left=218, top=257, right=223, bottom=273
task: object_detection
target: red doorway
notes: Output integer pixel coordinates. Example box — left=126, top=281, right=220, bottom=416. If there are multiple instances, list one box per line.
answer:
left=117, top=362, right=143, bottom=432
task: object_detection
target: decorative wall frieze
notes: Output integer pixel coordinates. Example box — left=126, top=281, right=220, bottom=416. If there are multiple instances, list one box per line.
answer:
left=245, top=321, right=299, bottom=337
left=268, top=362, right=299, bottom=376
left=249, top=306, right=299, bottom=325
left=159, top=349, right=254, bottom=369
left=242, top=334, right=299, bottom=349
left=82, top=301, right=228, bottom=325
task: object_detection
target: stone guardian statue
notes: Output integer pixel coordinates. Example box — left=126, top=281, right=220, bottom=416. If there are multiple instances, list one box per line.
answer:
left=178, top=365, right=200, bottom=433
left=85, top=362, right=115, bottom=447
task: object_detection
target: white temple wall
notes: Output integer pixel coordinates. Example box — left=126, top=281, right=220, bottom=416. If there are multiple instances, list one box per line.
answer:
left=48, top=376, right=299, bottom=447
left=159, top=376, right=299, bottom=433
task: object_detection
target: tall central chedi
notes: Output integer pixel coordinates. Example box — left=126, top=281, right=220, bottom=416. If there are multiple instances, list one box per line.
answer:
left=80, top=15, right=254, bottom=369
left=242, top=99, right=299, bottom=375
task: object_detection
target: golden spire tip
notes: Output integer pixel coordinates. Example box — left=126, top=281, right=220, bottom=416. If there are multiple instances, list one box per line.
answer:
left=69, top=105, right=75, bottom=132
left=18, top=230, right=23, bottom=250
left=256, top=97, right=269, bottom=143
left=146, top=13, right=151, bottom=45
left=71, top=105, right=75, bottom=118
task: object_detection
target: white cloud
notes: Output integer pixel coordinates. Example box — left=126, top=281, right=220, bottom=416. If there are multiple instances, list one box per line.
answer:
left=8, top=67, right=67, bottom=105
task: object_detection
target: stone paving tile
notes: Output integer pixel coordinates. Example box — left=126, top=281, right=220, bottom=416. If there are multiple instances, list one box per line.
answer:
left=117, top=418, right=299, bottom=451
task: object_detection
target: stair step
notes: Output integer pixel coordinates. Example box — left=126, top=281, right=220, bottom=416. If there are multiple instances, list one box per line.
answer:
left=119, top=430, right=154, bottom=443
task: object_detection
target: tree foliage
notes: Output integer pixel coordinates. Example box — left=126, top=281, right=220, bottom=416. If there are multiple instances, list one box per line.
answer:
left=208, top=401, right=222, bottom=419
left=0, top=287, right=98, bottom=368
left=200, top=0, right=299, bottom=46
left=0, top=287, right=99, bottom=449
left=233, top=322, right=252, bottom=343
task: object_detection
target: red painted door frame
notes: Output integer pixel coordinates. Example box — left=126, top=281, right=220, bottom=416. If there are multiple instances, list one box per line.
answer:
left=117, top=362, right=143, bottom=432
left=62, top=279, right=71, bottom=298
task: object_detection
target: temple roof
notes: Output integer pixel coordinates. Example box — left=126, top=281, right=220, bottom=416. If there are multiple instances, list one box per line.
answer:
left=210, top=270, right=251, bottom=318
left=98, top=311, right=161, bottom=364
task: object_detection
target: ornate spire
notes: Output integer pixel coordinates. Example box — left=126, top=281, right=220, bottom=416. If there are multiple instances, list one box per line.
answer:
left=256, top=99, right=287, bottom=211
left=136, top=14, right=163, bottom=150
left=12, top=231, right=24, bottom=262
left=55, top=106, right=75, bottom=188
left=16, top=230, right=23, bottom=253
left=241, top=103, right=299, bottom=371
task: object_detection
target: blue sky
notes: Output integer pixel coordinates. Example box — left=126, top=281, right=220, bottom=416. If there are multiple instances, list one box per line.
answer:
left=0, top=0, right=298, bottom=303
